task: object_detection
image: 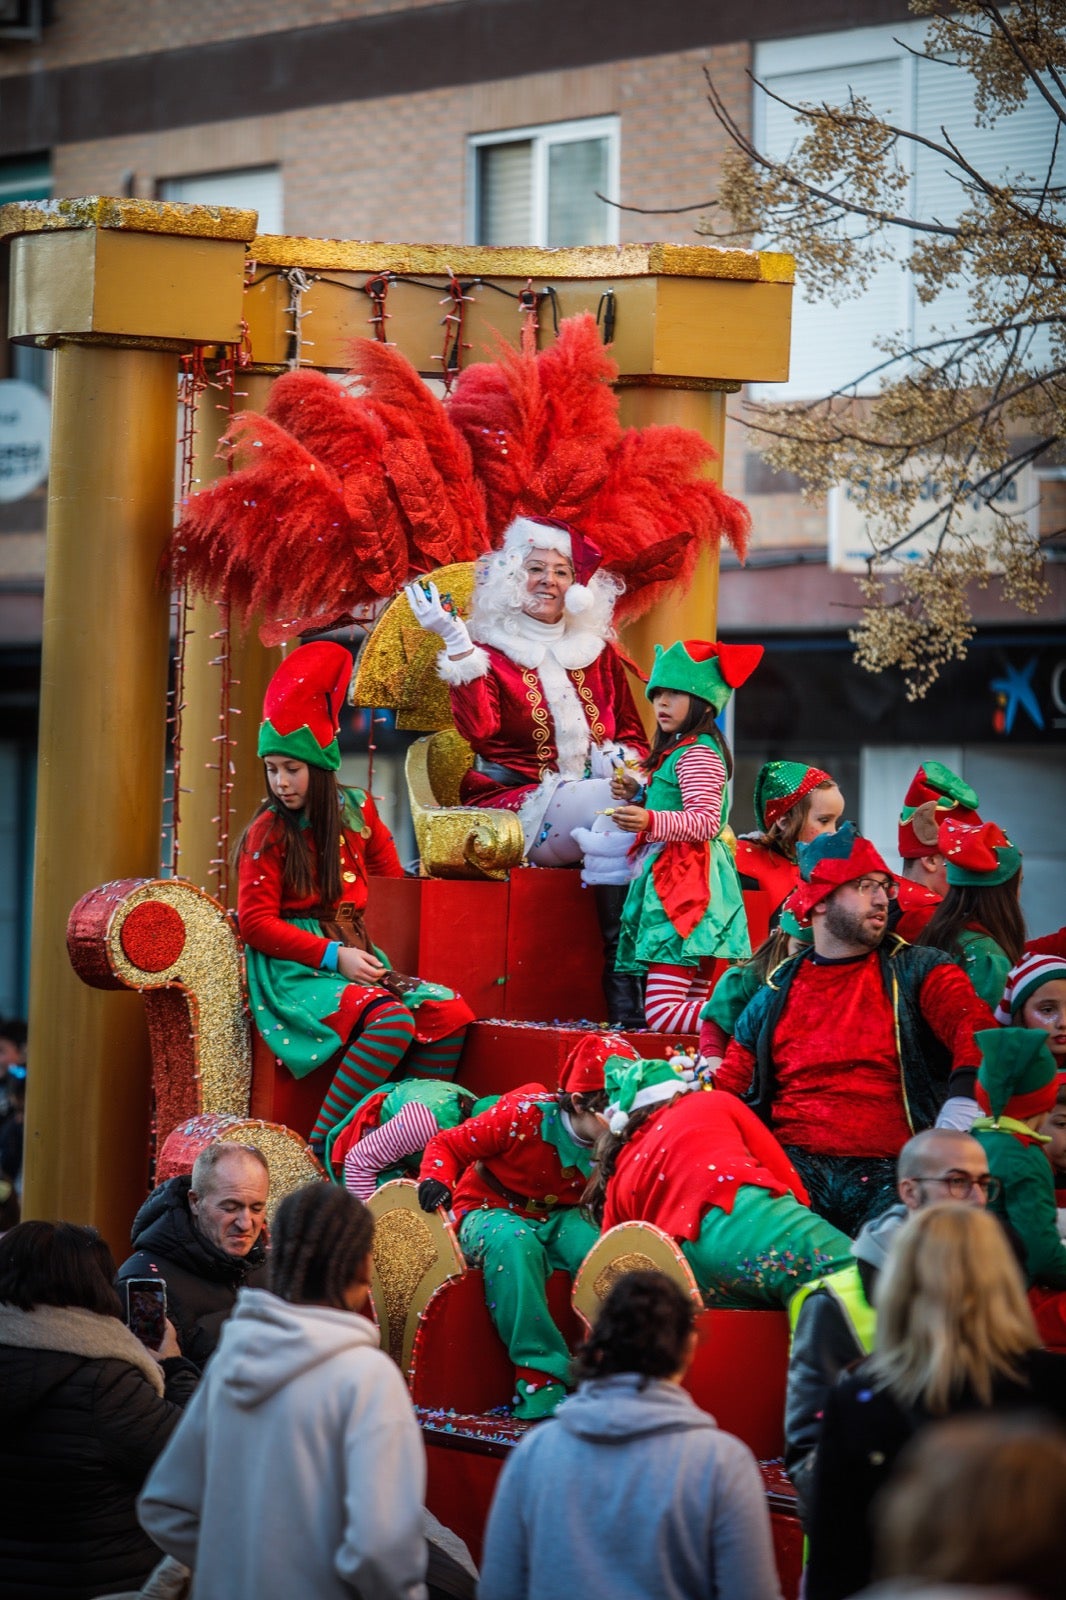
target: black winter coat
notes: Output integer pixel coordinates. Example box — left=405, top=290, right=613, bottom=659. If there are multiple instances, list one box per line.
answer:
left=805, top=1346, right=1066, bottom=1600
left=116, top=1174, right=268, bottom=1369
left=0, top=1304, right=195, bottom=1599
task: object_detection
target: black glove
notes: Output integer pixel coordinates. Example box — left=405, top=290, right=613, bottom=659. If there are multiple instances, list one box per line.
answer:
left=418, top=1179, right=452, bottom=1213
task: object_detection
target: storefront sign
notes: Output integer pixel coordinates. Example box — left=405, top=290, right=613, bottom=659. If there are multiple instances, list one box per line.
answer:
left=828, top=458, right=1038, bottom=573
left=0, top=379, right=50, bottom=502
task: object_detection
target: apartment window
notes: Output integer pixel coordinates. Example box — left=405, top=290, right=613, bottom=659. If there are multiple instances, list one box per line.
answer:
left=471, top=117, right=619, bottom=247
left=753, top=22, right=1065, bottom=399
left=158, top=165, right=283, bottom=235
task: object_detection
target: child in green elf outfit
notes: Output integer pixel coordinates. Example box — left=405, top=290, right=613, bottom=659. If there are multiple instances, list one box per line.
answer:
left=611, top=639, right=763, bottom=1034
left=916, top=819, right=1026, bottom=1009
left=327, top=1078, right=491, bottom=1197
left=972, top=1027, right=1066, bottom=1350
left=416, top=1032, right=638, bottom=1420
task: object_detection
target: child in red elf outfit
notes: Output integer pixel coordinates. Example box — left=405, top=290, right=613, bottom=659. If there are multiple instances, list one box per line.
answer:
left=734, top=761, right=843, bottom=938
left=416, top=1033, right=637, bottom=1420
left=237, top=642, right=473, bottom=1150
left=586, top=1056, right=852, bottom=1308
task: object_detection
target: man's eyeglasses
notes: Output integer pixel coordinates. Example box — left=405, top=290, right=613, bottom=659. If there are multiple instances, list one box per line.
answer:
left=853, top=876, right=898, bottom=900
left=917, top=1171, right=1001, bottom=1200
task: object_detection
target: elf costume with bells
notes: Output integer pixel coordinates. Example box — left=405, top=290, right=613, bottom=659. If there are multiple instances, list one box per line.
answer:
left=238, top=643, right=472, bottom=1145
left=417, top=1032, right=638, bottom=1420
left=600, top=1055, right=852, bottom=1308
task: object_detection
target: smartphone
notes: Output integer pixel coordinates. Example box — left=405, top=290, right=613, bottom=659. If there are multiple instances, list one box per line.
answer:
left=125, top=1277, right=167, bottom=1349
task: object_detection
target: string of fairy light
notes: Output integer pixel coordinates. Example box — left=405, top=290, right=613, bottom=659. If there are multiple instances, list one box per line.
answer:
left=169, top=267, right=618, bottom=893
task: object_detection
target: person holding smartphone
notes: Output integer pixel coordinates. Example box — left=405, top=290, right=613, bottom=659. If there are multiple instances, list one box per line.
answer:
left=0, top=1220, right=197, bottom=1600
left=117, top=1143, right=271, bottom=1369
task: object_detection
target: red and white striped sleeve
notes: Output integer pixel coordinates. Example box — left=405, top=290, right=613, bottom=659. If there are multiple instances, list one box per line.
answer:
left=343, top=1100, right=441, bottom=1201
left=646, top=744, right=726, bottom=844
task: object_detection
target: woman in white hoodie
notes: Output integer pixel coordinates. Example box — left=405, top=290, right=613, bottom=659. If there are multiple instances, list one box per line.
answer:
left=139, top=1183, right=427, bottom=1600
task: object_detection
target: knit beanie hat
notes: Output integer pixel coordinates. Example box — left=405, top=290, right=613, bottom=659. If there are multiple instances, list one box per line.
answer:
left=645, top=639, right=763, bottom=715
left=940, top=818, right=1022, bottom=888
left=975, top=1027, right=1058, bottom=1122
left=898, top=761, right=981, bottom=859
left=558, top=1031, right=638, bottom=1095
left=500, top=514, right=603, bottom=616
left=994, top=953, right=1066, bottom=1025
left=755, top=761, right=834, bottom=833
left=258, top=642, right=352, bottom=771
left=789, top=821, right=894, bottom=926
left=603, top=1054, right=694, bottom=1135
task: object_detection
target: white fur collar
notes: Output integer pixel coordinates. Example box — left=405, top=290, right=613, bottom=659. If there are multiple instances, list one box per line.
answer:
left=0, top=1302, right=165, bottom=1394
left=474, top=612, right=607, bottom=671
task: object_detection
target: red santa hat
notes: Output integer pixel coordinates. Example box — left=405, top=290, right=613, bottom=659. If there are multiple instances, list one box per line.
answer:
left=501, top=514, right=603, bottom=616
left=558, top=1031, right=638, bottom=1095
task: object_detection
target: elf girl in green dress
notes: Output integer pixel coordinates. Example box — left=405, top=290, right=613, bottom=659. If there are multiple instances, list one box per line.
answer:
left=611, top=639, right=762, bottom=1033
left=236, top=642, right=472, bottom=1152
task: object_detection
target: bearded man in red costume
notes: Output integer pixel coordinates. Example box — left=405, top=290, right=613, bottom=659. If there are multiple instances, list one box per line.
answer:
left=715, top=823, right=996, bottom=1235
left=407, top=514, right=649, bottom=1026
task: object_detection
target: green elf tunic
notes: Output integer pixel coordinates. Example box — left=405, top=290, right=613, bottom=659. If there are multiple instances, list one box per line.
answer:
left=956, top=927, right=1012, bottom=1012
left=616, top=733, right=751, bottom=972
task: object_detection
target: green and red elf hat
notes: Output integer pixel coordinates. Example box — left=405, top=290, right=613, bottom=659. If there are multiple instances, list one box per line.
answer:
left=603, top=1053, right=694, bottom=1136
left=898, top=760, right=981, bottom=860
left=940, top=818, right=1022, bottom=888
left=994, top=953, right=1066, bottom=1026
left=257, top=642, right=353, bottom=772
left=646, top=638, right=763, bottom=715
left=975, top=1027, right=1058, bottom=1123
left=558, top=1031, right=638, bottom=1095
left=754, top=760, right=834, bottom=833
left=789, top=820, right=894, bottom=926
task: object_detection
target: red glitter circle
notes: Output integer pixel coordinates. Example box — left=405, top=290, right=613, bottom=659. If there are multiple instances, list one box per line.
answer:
left=120, top=901, right=186, bottom=972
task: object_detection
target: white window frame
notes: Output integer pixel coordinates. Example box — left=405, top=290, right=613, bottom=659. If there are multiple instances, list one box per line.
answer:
left=468, top=115, right=621, bottom=246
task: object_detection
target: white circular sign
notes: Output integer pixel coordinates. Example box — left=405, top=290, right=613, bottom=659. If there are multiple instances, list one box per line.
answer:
left=0, top=378, right=50, bottom=502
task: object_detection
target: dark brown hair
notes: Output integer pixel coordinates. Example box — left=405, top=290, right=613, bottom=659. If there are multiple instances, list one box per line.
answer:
left=234, top=764, right=344, bottom=904
left=583, top=1097, right=683, bottom=1223
left=574, top=1269, right=696, bottom=1384
left=916, top=872, right=1026, bottom=968
left=0, top=1221, right=122, bottom=1317
left=647, top=692, right=733, bottom=780
left=269, top=1182, right=374, bottom=1308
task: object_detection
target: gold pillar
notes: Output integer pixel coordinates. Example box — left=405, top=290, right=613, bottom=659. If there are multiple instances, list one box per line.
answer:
left=176, top=373, right=277, bottom=902
left=617, top=386, right=728, bottom=732
left=23, top=345, right=177, bottom=1248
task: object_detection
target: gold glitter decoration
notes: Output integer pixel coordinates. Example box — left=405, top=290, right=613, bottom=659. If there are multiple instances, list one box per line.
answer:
left=406, top=734, right=526, bottom=881
left=572, top=1222, right=702, bottom=1334
left=353, top=563, right=475, bottom=731
left=592, top=1253, right=659, bottom=1302
left=248, top=235, right=794, bottom=283
left=368, top=1181, right=466, bottom=1373
left=0, top=196, right=259, bottom=243
left=106, top=879, right=251, bottom=1119
left=216, top=1119, right=324, bottom=1224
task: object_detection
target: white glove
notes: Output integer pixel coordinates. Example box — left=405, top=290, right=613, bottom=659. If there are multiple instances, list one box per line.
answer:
left=404, top=580, right=474, bottom=660
left=571, top=823, right=636, bottom=887
left=935, top=1095, right=980, bottom=1133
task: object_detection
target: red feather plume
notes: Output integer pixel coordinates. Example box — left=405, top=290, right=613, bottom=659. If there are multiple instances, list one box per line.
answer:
left=166, top=311, right=751, bottom=636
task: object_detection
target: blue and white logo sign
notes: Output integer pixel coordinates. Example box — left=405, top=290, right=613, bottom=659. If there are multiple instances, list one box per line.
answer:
left=0, top=379, right=50, bottom=502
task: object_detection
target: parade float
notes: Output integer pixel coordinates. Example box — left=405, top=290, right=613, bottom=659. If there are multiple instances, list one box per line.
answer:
left=2, top=198, right=801, bottom=1586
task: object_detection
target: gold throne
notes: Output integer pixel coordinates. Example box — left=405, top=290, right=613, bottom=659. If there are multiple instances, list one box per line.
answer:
left=353, top=563, right=526, bottom=881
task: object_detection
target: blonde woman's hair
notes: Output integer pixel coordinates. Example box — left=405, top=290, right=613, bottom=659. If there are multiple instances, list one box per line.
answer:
left=867, top=1203, right=1038, bottom=1414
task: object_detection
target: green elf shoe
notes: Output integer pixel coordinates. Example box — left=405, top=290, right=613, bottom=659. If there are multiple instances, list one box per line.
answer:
left=513, top=1371, right=567, bottom=1421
